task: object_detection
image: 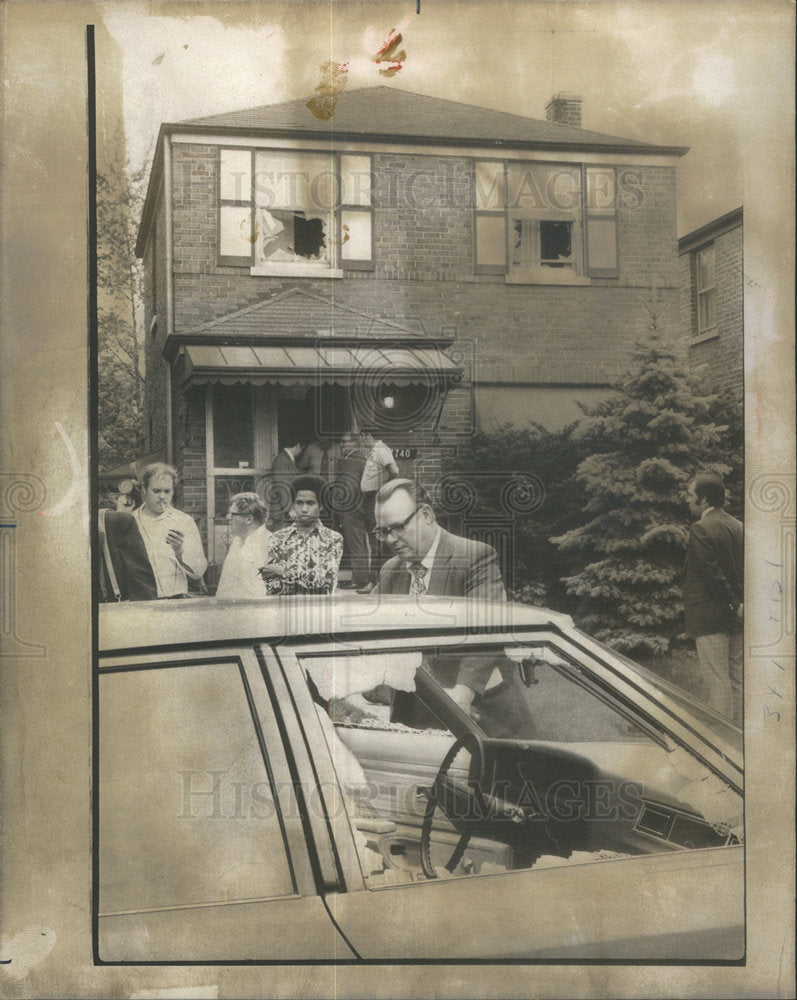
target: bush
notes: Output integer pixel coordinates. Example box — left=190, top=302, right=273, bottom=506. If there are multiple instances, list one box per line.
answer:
left=440, top=422, right=589, bottom=610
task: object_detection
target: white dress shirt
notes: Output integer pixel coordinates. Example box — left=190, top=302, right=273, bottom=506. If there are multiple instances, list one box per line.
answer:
left=216, top=525, right=272, bottom=599
left=134, top=506, right=208, bottom=597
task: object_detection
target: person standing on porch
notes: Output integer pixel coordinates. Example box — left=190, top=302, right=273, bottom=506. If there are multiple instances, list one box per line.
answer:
left=358, top=429, right=399, bottom=593
left=335, top=432, right=370, bottom=592
left=268, top=438, right=306, bottom=529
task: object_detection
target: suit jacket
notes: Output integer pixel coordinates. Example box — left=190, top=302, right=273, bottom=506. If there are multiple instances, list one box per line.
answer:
left=99, top=510, right=158, bottom=602
left=682, top=507, right=744, bottom=637
left=378, top=529, right=525, bottom=722
left=268, top=450, right=299, bottom=516
left=335, top=452, right=366, bottom=515
left=376, top=527, right=506, bottom=601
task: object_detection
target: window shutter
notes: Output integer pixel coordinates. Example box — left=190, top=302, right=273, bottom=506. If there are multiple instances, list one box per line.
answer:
left=474, top=160, right=507, bottom=274
left=584, top=166, right=619, bottom=278
left=218, top=148, right=254, bottom=266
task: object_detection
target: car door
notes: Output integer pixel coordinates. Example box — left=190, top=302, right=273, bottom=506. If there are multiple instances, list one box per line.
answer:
left=273, top=629, right=744, bottom=961
left=97, top=644, right=356, bottom=962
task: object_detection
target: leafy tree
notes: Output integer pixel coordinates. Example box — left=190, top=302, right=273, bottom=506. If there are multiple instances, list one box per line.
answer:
left=96, top=140, right=148, bottom=470
left=551, top=312, right=735, bottom=657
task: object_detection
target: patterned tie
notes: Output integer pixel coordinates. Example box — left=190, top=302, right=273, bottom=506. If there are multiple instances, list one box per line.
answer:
left=408, top=562, right=428, bottom=596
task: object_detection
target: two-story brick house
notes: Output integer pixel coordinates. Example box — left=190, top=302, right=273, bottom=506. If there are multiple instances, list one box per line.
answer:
left=135, top=86, right=687, bottom=567
left=678, top=207, right=743, bottom=401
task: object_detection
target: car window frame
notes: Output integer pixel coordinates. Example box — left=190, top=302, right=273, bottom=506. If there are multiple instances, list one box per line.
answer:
left=96, top=644, right=321, bottom=909
left=262, top=639, right=370, bottom=894
left=278, top=625, right=743, bottom=800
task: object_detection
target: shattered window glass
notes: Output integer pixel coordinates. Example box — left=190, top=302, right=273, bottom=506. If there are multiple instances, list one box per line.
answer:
left=253, top=151, right=334, bottom=266
left=539, top=220, right=572, bottom=266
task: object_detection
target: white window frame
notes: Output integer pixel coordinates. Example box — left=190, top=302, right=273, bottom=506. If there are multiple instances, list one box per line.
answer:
left=218, top=147, right=373, bottom=278
left=475, top=160, right=620, bottom=285
left=695, top=243, right=717, bottom=338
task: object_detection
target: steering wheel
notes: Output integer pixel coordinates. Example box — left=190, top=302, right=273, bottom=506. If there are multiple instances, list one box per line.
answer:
left=420, top=734, right=484, bottom=879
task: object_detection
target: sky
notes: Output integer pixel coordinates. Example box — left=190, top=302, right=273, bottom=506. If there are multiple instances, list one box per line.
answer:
left=100, top=0, right=791, bottom=235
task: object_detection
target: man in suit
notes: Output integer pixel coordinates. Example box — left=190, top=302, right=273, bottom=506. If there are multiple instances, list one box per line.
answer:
left=683, top=472, right=744, bottom=723
left=374, top=479, right=505, bottom=602
left=335, top=432, right=370, bottom=591
left=373, top=479, right=529, bottom=736
left=268, top=439, right=306, bottom=529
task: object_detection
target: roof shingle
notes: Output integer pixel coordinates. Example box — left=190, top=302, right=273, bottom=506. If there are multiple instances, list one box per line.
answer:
left=178, top=85, right=656, bottom=150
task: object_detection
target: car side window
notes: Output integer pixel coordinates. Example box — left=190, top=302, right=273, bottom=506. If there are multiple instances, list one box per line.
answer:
left=99, top=661, right=295, bottom=913
left=296, top=643, right=742, bottom=888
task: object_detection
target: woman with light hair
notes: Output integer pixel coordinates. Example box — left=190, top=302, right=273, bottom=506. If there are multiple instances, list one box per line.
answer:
left=216, top=492, right=272, bottom=599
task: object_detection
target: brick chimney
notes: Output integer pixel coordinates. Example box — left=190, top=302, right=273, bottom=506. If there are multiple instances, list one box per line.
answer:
left=545, top=92, right=583, bottom=128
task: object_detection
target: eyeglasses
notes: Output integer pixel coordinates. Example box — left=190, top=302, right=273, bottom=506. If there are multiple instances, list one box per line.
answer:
left=227, top=511, right=251, bottom=518
left=373, top=508, right=419, bottom=541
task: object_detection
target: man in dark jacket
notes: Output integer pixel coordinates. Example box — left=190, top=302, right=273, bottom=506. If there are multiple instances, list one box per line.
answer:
left=373, top=479, right=529, bottom=737
left=335, top=432, right=370, bottom=591
left=267, top=439, right=306, bottom=529
left=683, top=473, right=744, bottom=723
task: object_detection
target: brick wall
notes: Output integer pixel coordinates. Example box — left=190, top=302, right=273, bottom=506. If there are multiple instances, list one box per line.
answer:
left=680, top=223, right=743, bottom=400
left=172, top=380, right=207, bottom=520
left=168, top=144, right=682, bottom=389
left=153, top=140, right=685, bottom=522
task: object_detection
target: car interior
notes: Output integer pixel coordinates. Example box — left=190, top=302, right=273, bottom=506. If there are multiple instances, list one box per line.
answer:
left=300, top=643, right=743, bottom=888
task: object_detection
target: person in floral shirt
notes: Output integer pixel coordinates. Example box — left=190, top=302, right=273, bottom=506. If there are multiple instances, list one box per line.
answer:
left=259, top=475, right=343, bottom=595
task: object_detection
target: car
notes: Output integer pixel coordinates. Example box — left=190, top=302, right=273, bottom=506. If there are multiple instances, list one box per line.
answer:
left=97, top=595, right=744, bottom=962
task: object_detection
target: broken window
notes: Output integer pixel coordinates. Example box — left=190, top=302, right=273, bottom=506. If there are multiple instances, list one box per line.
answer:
left=253, top=150, right=333, bottom=268
left=476, top=161, right=619, bottom=280
left=539, top=220, right=573, bottom=266
left=218, top=148, right=373, bottom=273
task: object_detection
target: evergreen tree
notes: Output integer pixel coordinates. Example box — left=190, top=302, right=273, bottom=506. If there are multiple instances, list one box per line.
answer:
left=552, top=312, right=734, bottom=657
left=441, top=423, right=589, bottom=608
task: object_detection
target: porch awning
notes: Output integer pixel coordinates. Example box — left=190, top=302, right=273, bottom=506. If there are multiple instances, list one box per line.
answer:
left=182, top=344, right=463, bottom=387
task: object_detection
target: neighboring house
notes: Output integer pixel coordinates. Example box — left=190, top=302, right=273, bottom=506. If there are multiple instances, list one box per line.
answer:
left=678, top=207, right=743, bottom=400
left=135, top=86, right=688, bottom=564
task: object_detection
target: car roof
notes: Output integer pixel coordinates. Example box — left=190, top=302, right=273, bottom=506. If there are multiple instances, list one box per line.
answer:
left=98, top=596, right=574, bottom=654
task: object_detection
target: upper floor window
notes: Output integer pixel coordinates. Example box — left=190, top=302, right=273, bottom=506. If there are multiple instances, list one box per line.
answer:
left=218, top=148, right=373, bottom=276
left=474, top=161, right=619, bottom=283
left=695, top=244, right=716, bottom=336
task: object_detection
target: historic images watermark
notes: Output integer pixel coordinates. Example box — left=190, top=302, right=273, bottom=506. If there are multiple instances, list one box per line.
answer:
left=175, top=770, right=645, bottom=825
left=217, top=163, right=646, bottom=213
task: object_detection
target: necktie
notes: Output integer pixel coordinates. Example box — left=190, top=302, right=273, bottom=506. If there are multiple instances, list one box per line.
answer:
left=408, top=562, right=428, bottom=596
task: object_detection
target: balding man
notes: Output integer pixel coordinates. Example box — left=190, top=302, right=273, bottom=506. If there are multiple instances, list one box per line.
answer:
left=373, top=479, right=530, bottom=737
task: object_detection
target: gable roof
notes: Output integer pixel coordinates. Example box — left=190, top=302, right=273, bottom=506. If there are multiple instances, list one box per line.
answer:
left=177, top=85, right=672, bottom=153
left=171, top=286, right=436, bottom=347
